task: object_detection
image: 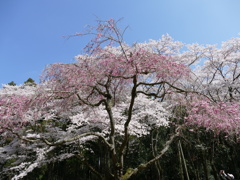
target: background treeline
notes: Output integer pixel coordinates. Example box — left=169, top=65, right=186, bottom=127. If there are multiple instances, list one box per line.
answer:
left=1, top=117, right=238, bottom=180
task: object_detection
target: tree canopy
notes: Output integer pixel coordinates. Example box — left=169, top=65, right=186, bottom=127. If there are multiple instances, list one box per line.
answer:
left=0, top=19, right=240, bottom=180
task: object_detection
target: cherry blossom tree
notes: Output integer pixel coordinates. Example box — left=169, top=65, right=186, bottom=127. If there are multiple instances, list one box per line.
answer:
left=1, top=19, right=240, bottom=179
left=0, top=19, right=191, bottom=180
left=38, top=19, right=191, bottom=179
left=182, top=38, right=240, bottom=102
left=179, top=37, right=240, bottom=139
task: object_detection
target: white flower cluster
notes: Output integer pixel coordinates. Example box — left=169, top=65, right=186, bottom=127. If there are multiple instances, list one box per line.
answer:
left=0, top=84, right=36, bottom=96
left=69, top=94, right=170, bottom=137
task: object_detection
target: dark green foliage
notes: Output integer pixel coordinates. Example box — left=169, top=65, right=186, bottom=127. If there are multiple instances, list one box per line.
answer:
left=7, top=81, right=16, bottom=86
left=3, top=158, right=17, bottom=168
left=12, top=124, right=240, bottom=180
left=22, top=157, right=84, bottom=180
left=24, top=78, right=36, bottom=86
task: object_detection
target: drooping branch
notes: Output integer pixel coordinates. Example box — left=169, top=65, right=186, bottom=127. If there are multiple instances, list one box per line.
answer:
left=121, top=126, right=181, bottom=180
left=41, top=132, right=113, bottom=150
left=76, top=93, right=105, bottom=107
left=9, top=128, right=113, bottom=151
left=6, top=128, right=39, bottom=143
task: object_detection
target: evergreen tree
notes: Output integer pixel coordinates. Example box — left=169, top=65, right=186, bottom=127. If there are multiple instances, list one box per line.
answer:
left=24, top=78, right=36, bottom=86
left=7, top=81, right=16, bottom=86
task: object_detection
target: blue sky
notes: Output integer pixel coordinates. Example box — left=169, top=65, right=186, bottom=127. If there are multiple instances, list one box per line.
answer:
left=1, top=0, right=240, bottom=85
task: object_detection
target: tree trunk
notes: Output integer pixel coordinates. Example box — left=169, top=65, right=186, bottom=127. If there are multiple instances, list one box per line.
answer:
left=209, top=142, right=219, bottom=180
left=178, top=140, right=190, bottom=180
left=201, top=150, right=209, bottom=180
left=178, top=140, right=184, bottom=180
left=151, top=129, right=162, bottom=180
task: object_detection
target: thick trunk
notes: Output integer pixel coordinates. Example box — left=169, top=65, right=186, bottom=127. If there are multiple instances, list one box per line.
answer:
left=119, top=75, right=138, bottom=178
left=105, top=99, right=119, bottom=179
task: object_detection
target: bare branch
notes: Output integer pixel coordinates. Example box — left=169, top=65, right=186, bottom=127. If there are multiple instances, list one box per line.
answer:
left=136, top=90, right=164, bottom=99
left=76, top=93, right=105, bottom=107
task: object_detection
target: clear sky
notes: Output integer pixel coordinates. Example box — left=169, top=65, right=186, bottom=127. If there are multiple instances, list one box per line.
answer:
left=1, top=0, right=240, bottom=85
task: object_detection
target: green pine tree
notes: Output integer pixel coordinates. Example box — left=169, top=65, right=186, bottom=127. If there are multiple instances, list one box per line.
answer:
left=24, top=78, right=36, bottom=86
left=7, top=81, right=16, bottom=86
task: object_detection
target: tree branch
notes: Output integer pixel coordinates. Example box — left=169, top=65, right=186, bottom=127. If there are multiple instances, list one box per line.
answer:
left=121, top=126, right=181, bottom=180
left=76, top=93, right=105, bottom=107
left=136, top=90, right=164, bottom=99
left=6, top=128, right=39, bottom=143
left=41, top=132, right=113, bottom=150
left=119, top=75, right=138, bottom=173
